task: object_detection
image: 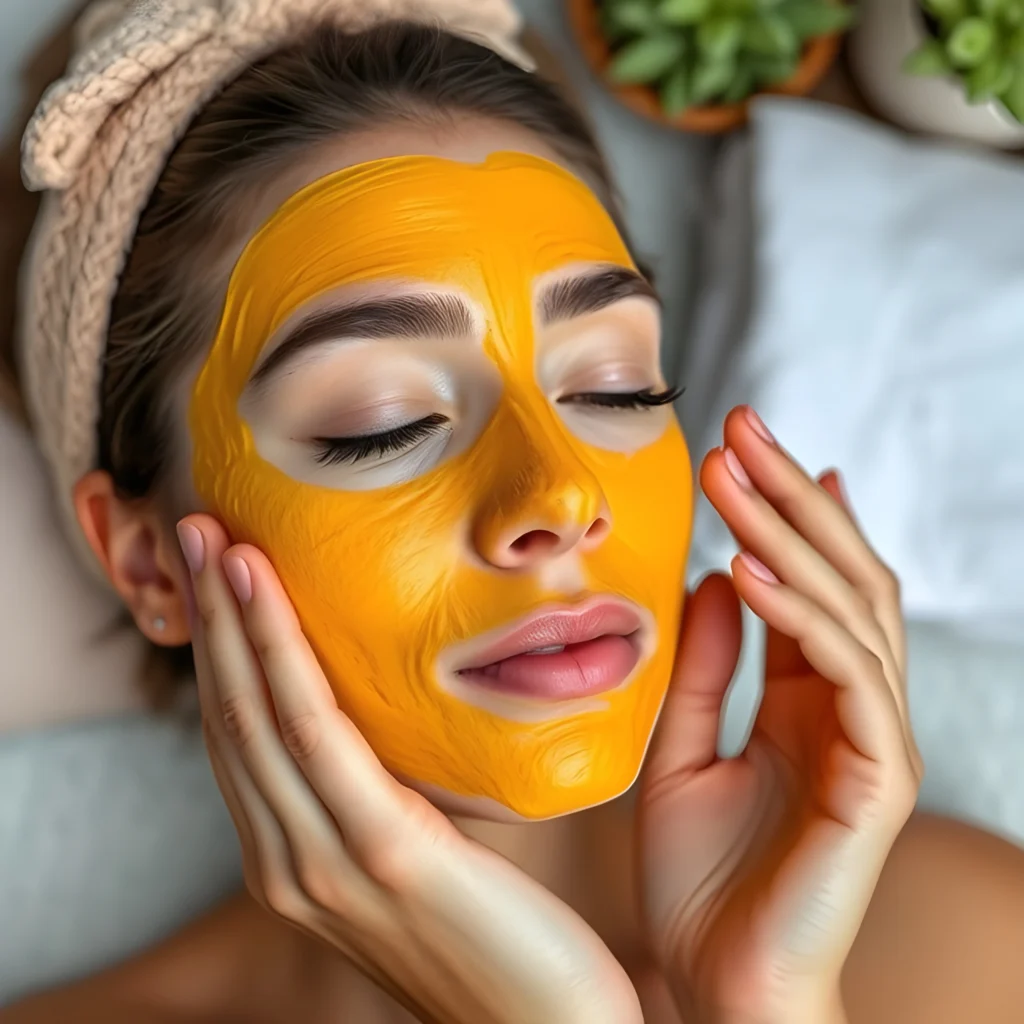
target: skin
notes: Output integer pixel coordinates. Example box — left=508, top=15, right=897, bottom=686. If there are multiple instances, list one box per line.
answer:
left=24, top=119, right=1021, bottom=1023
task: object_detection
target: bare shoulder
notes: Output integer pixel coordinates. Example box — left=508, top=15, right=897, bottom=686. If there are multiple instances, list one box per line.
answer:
left=843, top=812, right=1024, bottom=1024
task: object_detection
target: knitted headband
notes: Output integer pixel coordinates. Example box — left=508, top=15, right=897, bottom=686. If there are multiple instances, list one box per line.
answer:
left=16, top=0, right=531, bottom=576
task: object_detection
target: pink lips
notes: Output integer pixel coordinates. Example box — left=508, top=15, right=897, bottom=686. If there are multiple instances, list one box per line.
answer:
left=452, top=600, right=644, bottom=701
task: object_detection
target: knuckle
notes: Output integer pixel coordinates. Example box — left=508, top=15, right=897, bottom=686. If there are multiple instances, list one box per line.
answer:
left=261, top=874, right=304, bottom=922
left=200, top=715, right=218, bottom=750
left=251, top=630, right=282, bottom=667
left=888, top=770, right=920, bottom=820
left=279, top=713, right=321, bottom=761
left=296, top=857, right=352, bottom=914
left=251, top=619, right=301, bottom=668
left=220, top=695, right=257, bottom=748
left=360, top=842, right=420, bottom=893
left=845, top=589, right=875, bottom=627
left=360, top=814, right=446, bottom=894
left=196, top=596, right=219, bottom=631
left=242, top=858, right=265, bottom=903
left=854, top=646, right=886, bottom=684
left=870, top=563, right=901, bottom=605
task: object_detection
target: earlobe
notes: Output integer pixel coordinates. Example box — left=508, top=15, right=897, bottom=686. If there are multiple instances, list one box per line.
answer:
left=72, top=470, right=192, bottom=646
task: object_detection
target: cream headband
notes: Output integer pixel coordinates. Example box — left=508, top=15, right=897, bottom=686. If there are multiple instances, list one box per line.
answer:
left=16, top=0, right=532, bottom=576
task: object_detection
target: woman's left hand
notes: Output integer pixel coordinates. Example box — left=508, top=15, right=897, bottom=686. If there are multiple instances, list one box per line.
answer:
left=635, top=406, right=923, bottom=1024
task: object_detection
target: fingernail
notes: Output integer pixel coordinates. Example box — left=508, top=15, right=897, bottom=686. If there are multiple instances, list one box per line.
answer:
left=833, top=469, right=852, bottom=507
left=723, top=447, right=752, bottom=490
left=223, top=554, right=253, bottom=604
left=745, top=406, right=776, bottom=445
left=738, top=551, right=779, bottom=584
left=176, top=522, right=205, bottom=575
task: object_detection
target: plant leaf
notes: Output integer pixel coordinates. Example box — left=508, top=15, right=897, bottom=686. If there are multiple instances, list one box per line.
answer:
left=946, top=17, right=997, bottom=69
left=691, top=54, right=738, bottom=102
left=978, top=0, right=1012, bottom=19
left=1000, top=63, right=1024, bottom=120
left=776, top=1, right=857, bottom=41
left=743, top=13, right=800, bottom=57
left=606, top=0, right=661, bottom=35
left=658, top=0, right=712, bottom=26
left=921, top=0, right=968, bottom=22
left=719, top=0, right=759, bottom=13
left=697, top=16, right=744, bottom=59
left=1004, top=0, right=1024, bottom=28
left=660, top=65, right=693, bottom=114
left=966, top=54, right=1015, bottom=100
left=722, top=65, right=757, bottom=101
left=745, top=53, right=800, bottom=85
left=902, top=38, right=954, bottom=75
left=608, top=33, right=687, bottom=83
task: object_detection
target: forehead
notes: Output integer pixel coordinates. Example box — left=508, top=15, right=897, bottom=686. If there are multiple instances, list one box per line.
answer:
left=234, top=152, right=633, bottom=312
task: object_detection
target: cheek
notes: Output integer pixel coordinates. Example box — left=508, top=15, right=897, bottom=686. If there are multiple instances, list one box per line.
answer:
left=590, top=425, right=694, bottom=597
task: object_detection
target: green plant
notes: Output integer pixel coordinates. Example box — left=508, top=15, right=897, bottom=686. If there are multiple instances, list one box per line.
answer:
left=904, top=0, right=1024, bottom=122
left=599, top=0, right=856, bottom=115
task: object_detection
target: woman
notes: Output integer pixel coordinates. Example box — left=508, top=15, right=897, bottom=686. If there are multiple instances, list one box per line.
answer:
left=5, top=1, right=1024, bottom=1021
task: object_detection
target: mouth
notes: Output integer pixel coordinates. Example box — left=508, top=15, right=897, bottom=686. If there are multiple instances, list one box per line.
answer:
left=445, top=598, right=646, bottom=702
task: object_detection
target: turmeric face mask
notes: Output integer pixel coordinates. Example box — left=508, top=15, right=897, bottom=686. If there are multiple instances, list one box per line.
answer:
left=190, top=153, right=693, bottom=820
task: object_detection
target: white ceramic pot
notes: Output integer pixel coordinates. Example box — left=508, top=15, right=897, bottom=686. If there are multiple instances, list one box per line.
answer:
left=849, top=0, right=1024, bottom=148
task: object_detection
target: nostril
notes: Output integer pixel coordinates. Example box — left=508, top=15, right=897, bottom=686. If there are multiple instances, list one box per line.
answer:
left=510, top=529, right=561, bottom=556
left=585, top=517, right=611, bottom=545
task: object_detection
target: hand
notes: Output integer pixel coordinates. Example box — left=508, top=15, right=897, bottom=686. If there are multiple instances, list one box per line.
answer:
left=636, top=406, right=923, bottom=1024
left=176, top=514, right=642, bottom=1024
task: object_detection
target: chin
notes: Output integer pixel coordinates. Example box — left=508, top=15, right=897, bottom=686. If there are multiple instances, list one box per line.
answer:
left=399, top=751, right=646, bottom=823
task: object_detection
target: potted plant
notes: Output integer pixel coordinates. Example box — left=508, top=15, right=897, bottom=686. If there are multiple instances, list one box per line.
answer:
left=568, top=0, right=856, bottom=133
left=848, top=0, right=1024, bottom=147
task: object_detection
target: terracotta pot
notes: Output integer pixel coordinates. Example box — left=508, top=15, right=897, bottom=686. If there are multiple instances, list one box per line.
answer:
left=567, top=0, right=843, bottom=133
left=848, top=0, right=1024, bottom=149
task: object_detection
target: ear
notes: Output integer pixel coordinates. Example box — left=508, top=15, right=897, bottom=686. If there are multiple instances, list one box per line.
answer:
left=73, top=470, right=191, bottom=647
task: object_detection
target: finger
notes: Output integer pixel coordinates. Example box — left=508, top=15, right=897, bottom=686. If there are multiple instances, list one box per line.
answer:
left=177, top=515, right=345, bottom=865
left=700, top=445, right=906, bottom=729
left=817, top=468, right=911, bottom=730
left=189, top=567, right=312, bottom=911
left=731, top=552, right=914, bottom=774
left=818, top=469, right=845, bottom=509
left=221, top=543, right=417, bottom=853
left=723, top=407, right=907, bottom=681
left=760, top=470, right=856, bottom=679
left=205, top=735, right=274, bottom=908
left=643, top=574, right=742, bottom=788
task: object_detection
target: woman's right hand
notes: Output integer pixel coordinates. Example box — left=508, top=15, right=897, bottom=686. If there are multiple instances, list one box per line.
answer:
left=175, top=514, right=641, bottom=1024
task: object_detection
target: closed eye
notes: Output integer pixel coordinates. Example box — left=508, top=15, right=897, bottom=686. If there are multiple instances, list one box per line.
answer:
left=557, top=387, right=682, bottom=410
left=312, top=413, right=451, bottom=466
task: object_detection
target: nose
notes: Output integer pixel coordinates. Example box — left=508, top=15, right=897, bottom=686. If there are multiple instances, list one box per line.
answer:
left=472, top=428, right=612, bottom=570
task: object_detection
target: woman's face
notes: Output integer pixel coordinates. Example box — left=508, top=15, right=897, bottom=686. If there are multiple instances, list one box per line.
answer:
left=187, top=123, right=693, bottom=821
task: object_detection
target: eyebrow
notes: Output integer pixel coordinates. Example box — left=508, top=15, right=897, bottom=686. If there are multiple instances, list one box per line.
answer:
left=250, top=294, right=477, bottom=387
left=538, top=266, right=659, bottom=326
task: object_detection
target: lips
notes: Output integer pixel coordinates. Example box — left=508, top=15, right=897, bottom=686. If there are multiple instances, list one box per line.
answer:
left=448, top=599, right=645, bottom=701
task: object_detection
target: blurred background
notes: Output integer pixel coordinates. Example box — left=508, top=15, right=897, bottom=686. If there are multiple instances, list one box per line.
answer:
left=2, top=0, right=1023, bottom=1007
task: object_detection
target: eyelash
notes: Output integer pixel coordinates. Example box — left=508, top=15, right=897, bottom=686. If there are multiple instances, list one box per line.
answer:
left=313, top=413, right=450, bottom=466
left=310, top=388, right=682, bottom=466
left=557, top=386, right=683, bottom=410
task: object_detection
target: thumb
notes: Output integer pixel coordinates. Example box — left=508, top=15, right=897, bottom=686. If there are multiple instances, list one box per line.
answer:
left=642, top=572, right=742, bottom=787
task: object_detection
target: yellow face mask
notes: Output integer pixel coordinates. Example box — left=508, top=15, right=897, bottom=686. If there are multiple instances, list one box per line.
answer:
left=190, top=152, right=693, bottom=820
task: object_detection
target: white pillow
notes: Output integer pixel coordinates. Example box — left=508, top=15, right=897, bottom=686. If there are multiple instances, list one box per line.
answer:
left=684, top=99, right=1024, bottom=642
